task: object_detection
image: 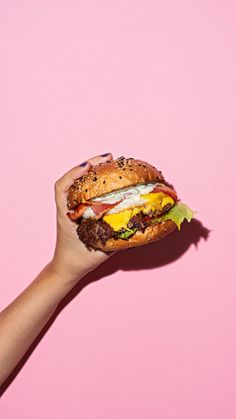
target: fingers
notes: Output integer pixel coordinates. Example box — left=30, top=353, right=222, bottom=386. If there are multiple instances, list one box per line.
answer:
left=54, top=161, right=91, bottom=195
left=54, top=153, right=113, bottom=213
left=55, top=153, right=113, bottom=194
left=87, top=153, right=113, bottom=169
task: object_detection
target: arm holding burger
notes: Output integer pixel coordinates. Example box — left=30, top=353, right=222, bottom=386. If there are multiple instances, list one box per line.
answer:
left=0, top=151, right=195, bottom=387
left=0, top=153, right=114, bottom=387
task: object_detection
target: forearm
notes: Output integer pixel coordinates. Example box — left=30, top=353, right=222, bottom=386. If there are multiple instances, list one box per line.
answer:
left=0, top=262, right=81, bottom=386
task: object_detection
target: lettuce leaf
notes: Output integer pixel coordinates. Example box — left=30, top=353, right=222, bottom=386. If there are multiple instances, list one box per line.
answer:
left=116, top=203, right=195, bottom=239
left=154, top=202, right=196, bottom=230
left=117, top=228, right=138, bottom=239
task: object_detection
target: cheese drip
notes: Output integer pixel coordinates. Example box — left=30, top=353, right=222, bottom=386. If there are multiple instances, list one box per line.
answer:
left=103, top=192, right=174, bottom=231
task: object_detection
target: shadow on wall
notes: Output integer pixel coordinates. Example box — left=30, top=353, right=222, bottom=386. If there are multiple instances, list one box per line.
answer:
left=0, top=218, right=210, bottom=396
left=85, top=218, right=210, bottom=278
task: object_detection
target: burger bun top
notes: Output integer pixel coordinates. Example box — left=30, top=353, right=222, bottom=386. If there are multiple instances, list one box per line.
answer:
left=67, top=156, right=166, bottom=210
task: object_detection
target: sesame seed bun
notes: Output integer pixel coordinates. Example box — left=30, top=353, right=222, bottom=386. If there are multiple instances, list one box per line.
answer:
left=94, top=220, right=177, bottom=251
left=67, top=157, right=165, bottom=210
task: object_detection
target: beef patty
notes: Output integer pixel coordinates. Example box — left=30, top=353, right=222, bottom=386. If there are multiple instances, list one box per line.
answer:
left=76, top=209, right=165, bottom=249
left=76, top=218, right=115, bottom=249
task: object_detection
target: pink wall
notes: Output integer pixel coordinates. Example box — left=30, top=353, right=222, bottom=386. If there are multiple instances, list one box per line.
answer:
left=0, top=1, right=236, bottom=417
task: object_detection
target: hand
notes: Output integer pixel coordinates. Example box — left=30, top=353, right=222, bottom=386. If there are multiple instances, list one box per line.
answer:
left=50, top=153, right=115, bottom=285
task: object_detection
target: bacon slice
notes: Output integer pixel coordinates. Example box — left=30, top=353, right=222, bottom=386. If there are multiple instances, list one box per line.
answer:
left=89, top=200, right=122, bottom=219
left=150, top=184, right=178, bottom=201
left=66, top=203, right=87, bottom=221
left=67, top=200, right=122, bottom=221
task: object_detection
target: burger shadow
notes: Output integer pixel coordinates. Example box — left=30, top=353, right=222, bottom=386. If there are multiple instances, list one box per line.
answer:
left=86, top=218, right=210, bottom=278
left=0, top=218, right=210, bottom=396
left=60, top=219, right=211, bottom=306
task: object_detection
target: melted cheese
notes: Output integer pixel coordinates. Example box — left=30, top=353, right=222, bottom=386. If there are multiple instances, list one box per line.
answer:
left=103, top=192, right=174, bottom=231
left=103, top=207, right=141, bottom=231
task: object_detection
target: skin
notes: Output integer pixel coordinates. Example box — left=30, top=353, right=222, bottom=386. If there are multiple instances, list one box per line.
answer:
left=0, top=153, right=115, bottom=387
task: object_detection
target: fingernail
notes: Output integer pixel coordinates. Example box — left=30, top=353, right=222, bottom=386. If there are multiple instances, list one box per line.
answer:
left=100, top=153, right=111, bottom=157
left=80, top=161, right=88, bottom=167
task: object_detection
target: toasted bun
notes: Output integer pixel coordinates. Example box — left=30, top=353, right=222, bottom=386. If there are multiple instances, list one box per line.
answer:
left=93, top=220, right=177, bottom=251
left=67, top=157, right=165, bottom=210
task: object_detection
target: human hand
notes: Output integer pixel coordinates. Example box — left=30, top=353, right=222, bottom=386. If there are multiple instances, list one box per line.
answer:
left=50, top=153, right=115, bottom=285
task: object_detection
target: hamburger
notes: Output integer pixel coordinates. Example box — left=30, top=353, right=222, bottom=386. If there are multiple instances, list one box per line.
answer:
left=66, top=156, right=195, bottom=251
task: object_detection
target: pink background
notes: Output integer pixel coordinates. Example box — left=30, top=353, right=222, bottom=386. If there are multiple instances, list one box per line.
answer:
left=0, top=0, right=236, bottom=417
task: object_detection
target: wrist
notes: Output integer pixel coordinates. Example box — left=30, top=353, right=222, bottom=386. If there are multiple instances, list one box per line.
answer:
left=47, top=260, right=86, bottom=289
